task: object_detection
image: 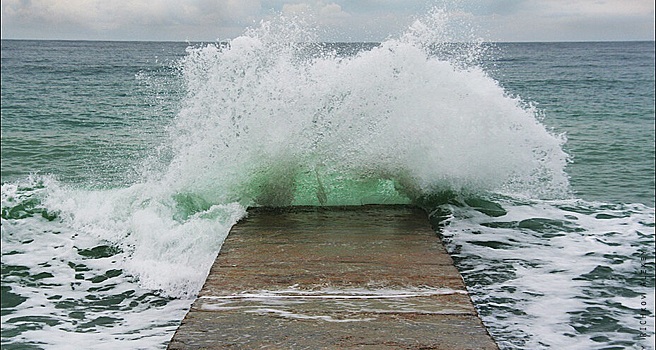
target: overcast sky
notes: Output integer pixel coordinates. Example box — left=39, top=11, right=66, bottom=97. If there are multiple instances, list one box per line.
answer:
left=1, top=0, right=654, bottom=42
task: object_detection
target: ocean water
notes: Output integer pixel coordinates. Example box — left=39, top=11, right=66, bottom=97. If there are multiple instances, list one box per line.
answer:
left=2, top=11, right=654, bottom=350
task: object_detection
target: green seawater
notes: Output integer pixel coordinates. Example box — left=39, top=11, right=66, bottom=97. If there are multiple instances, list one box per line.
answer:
left=486, top=42, right=655, bottom=206
left=1, top=40, right=186, bottom=187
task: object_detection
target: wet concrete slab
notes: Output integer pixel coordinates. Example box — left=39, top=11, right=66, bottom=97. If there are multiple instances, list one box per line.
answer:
left=168, top=205, right=498, bottom=349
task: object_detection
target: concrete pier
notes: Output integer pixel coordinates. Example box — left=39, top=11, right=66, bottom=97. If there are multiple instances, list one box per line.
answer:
left=168, top=205, right=497, bottom=349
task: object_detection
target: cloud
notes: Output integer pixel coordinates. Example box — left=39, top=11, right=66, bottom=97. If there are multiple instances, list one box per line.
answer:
left=462, top=0, right=655, bottom=41
left=280, top=1, right=350, bottom=21
left=2, top=0, right=263, bottom=26
left=1, top=0, right=654, bottom=41
left=1, top=0, right=263, bottom=40
left=320, top=2, right=347, bottom=16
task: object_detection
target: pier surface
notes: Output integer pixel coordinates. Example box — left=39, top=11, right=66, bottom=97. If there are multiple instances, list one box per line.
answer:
left=168, top=205, right=497, bottom=349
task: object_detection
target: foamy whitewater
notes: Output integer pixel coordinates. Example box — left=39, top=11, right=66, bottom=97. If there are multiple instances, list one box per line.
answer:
left=2, top=10, right=654, bottom=350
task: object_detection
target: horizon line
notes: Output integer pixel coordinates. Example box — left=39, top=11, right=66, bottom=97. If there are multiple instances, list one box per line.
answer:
left=2, top=38, right=654, bottom=44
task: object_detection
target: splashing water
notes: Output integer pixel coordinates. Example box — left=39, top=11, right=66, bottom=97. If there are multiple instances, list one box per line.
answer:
left=159, top=10, right=569, bottom=209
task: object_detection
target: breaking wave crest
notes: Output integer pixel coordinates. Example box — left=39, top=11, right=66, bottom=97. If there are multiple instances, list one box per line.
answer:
left=157, top=10, right=570, bottom=208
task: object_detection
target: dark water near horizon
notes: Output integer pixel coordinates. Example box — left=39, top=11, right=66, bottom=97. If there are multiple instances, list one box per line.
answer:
left=1, top=19, right=654, bottom=350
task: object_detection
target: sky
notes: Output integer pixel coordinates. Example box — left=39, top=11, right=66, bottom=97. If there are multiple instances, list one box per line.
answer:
left=1, top=0, right=654, bottom=42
